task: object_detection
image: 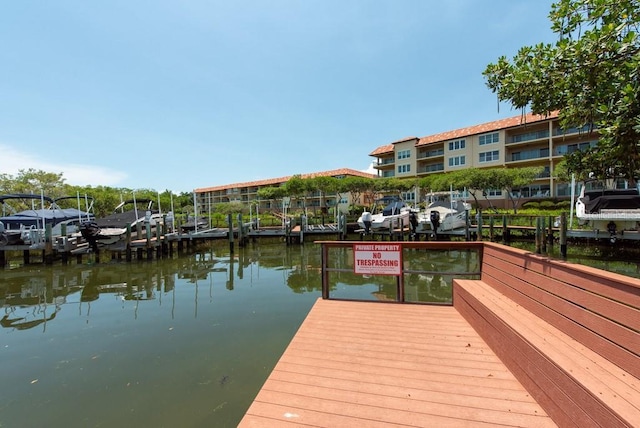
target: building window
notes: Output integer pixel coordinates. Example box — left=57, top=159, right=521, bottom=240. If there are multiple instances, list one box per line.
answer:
left=479, top=150, right=500, bottom=163
left=397, top=149, right=411, bottom=160
left=479, top=132, right=499, bottom=145
left=448, top=155, right=466, bottom=167
left=448, top=139, right=465, bottom=151
left=554, top=141, right=597, bottom=156
left=401, top=191, right=415, bottom=202
left=397, top=164, right=411, bottom=173
left=485, top=188, right=502, bottom=197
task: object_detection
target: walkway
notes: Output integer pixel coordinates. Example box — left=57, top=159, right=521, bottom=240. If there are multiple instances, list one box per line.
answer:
left=239, top=298, right=555, bottom=427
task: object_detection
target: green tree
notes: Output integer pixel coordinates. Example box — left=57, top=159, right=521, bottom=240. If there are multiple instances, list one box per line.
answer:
left=483, top=0, right=640, bottom=182
left=342, top=176, right=376, bottom=206
left=499, top=167, right=545, bottom=213
left=5, top=169, right=66, bottom=197
left=309, top=176, right=338, bottom=213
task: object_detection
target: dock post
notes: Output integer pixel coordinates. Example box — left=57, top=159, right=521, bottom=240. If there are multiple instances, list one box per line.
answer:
left=0, top=250, right=5, bottom=268
left=299, top=215, right=305, bottom=244
left=502, top=215, right=509, bottom=243
left=476, top=210, right=483, bottom=241
left=155, top=222, right=162, bottom=259
left=489, top=215, right=494, bottom=241
left=44, top=223, right=54, bottom=264
left=126, top=225, right=132, bottom=262
left=341, top=213, right=347, bottom=240
left=146, top=222, right=153, bottom=260
left=541, top=217, right=547, bottom=253
left=228, top=214, right=234, bottom=253
left=560, top=213, right=568, bottom=258
left=238, top=213, right=245, bottom=247
left=547, top=215, right=554, bottom=247
left=60, top=224, right=68, bottom=265
left=285, top=220, right=291, bottom=245
left=535, top=217, right=542, bottom=254
left=464, top=210, right=470, bottom=241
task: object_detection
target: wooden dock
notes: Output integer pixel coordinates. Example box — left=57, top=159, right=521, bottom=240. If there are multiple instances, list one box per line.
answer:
left=239, top=299, right=556, bottom=427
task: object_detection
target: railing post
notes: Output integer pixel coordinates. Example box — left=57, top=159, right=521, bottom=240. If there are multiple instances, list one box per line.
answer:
left=321, top=243, right=329, bottom=299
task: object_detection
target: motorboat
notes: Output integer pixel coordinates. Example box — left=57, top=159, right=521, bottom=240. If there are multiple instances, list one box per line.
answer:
left=180, top=216, right=209, bottom=233
left=357, top=198, right=413, bottom=233
left=575, top=183, right=640, bottom=242
left=0, top=194, right=94, bottom=246
left=415, top=193, right=471, bottom=234
left=79, top=199, right=163, bottom=251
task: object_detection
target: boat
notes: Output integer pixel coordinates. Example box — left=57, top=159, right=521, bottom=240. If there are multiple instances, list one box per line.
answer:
left=79, top=199, right=164, bottom=251
left=414, top=192, right=471, bottom=234
left=180, top=215, right=209, bottom=233
left=575, top=183, right=640, bottom=242
left=0, top=194, right=94, bottom=246
left=357, top=197, right=413, bottom=233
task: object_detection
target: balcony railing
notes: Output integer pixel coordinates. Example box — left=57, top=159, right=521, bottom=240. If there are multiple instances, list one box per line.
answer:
left=417, top=149, right=444, bottom=159
left=507, top=129, right=550, bottom=144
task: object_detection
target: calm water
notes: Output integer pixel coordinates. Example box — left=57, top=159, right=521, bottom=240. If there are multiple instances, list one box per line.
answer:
left=1, top=239, right=638, bottom=427
left=1, top=242, right=324, bottom=428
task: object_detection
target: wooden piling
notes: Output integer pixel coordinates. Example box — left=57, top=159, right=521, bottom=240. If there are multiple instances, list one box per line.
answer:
left=560, top=213, right=568, bottom=258
left=44, top=223, right=54, bottom=264
left=126, top=225, right=132, bottom=262
left=535, top=217, right=542, bottom=254
left=502, top=215, right=509, bottom=243
left=228, top=214, right=234, bottom=253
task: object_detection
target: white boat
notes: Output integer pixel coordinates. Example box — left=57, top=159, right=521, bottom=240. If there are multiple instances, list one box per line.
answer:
left=575, top=183, right=640, bottom=242
left=357, top=198, right=413, bottom=233
left=79, top=199, right=164, bottom=251
left=415, top=193, right=471, bottom=234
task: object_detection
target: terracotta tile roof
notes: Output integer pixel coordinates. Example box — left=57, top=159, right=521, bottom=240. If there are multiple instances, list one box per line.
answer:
left=416, top=111, right=558, bottom=147
left=368, top=136, right=418, bottom=156
left=194, top=168, right=376, bottom=193
left=368, top=111, right=559, bottom=155
left=369, top=144, right=394, bottom=156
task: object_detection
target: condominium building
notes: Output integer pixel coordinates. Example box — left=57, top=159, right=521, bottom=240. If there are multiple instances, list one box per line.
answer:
left=194, top=168, right=376, bottom=214
left=369, top=111, right=598, bottom=206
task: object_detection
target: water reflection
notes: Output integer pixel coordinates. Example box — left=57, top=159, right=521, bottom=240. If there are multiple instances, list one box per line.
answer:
left=0, top=242, right=329, bottom=428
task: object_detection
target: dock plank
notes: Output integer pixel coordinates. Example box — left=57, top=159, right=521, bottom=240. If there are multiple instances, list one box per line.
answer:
left=239, top=299, right=556, bottom=427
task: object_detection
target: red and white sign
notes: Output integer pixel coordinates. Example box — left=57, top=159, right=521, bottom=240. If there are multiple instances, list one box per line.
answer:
left=353, top=243, right=402, bottom=276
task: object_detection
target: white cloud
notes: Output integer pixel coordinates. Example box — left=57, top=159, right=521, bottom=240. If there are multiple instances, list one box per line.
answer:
left=0, top=144, right=128, bottom=187
left=363, top=161, right=378, bottom=176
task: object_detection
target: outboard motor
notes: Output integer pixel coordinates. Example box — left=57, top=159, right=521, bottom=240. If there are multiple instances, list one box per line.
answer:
left=429, top=210, right=441, bottom=232
left=0, top=221, right=7, bottom=247
left=607, top=221, right=617, bottom=244
left=80, top=221, right=101, bottom=252
left=409, top=211, right=418, bottom=232
left=361, top=211, right=372, bottom=234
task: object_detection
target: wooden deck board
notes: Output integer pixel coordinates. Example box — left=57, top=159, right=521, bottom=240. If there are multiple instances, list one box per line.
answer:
left=239, top=299, right=556, bottom=427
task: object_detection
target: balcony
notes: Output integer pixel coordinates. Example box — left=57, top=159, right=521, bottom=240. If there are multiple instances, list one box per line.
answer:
left=507, top=129, right=549, bottom=145
left=508, top=148, right=549, bottom=163
left=417, top=163, right=444, bottom=174
left=417, top=148, right=444, bottom=159
left=377, top=158, right=395, bottom=166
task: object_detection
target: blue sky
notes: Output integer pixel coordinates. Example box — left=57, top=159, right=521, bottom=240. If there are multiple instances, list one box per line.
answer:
left=0, top=1, right=555, bottom=193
